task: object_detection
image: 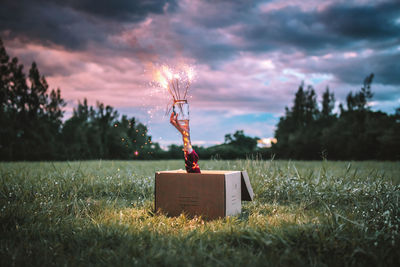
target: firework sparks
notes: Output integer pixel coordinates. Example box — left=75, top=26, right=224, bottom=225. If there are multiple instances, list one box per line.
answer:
left=153, top=64, right=195, bottom=114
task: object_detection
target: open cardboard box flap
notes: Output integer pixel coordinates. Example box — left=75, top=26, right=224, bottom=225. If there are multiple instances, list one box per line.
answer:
left=241, top=170, right=254, bottom=201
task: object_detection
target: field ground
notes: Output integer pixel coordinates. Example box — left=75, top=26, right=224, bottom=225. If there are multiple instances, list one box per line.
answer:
left=1, top=160, right=399, bottom=266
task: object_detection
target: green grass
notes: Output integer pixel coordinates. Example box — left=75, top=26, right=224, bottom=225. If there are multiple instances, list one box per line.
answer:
left=1, top=160, right=399, bottom=266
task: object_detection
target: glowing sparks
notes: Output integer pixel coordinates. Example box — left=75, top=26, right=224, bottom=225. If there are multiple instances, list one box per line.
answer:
left=187, top=67, right=194, bottom=82
left=153, top=64, right=196, bottom=103
left=152, top=64, right=196, bottom=117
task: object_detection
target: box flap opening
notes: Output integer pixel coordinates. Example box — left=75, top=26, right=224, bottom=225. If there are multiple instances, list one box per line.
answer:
left=241, top=171, right=254, bottom=201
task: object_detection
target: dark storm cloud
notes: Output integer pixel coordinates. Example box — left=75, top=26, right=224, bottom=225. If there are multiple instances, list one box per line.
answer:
left=333, top=52, right=400, bottom=85
left=373, top=87, right=400, bottom=102
left=187, top=0, right=261, bottom=29
left=171, top=23, right=237, bottom=64
left=156, top=0, right=400, bottom=71
left=49, top=0, right=177, bottom=21
left=0, top=0, right=176, bottom=49
left=0, top=4, right=110, bottom=49
left=2, top=0, right=399, bottom=59
left=6, top=48, right=86, bottom=77
left=291, top=50, right=400, bottom=86
left=239, top=1, right=400, bottom=53
left=319, top=2, right=400, bottom=40
left=239, top=8, right=340, bottom=52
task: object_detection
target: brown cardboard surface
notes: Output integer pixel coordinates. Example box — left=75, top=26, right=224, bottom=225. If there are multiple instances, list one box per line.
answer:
left=155, top=172, right=226, bottom=219
left=155, top=170, right=252, bottom=220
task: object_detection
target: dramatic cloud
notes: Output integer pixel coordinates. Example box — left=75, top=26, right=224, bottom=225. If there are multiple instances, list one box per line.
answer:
left=239, top=1, right=400, bottom=53
left=51, top=0, right=177, bottom=21
left=0, top=0, right=176, bottom=49
left=1, top=0, right=399, bottom=145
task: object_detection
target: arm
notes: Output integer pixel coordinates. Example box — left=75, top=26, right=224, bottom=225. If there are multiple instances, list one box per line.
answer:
left=170, top=112, right=200, bottom=173
left=170, top=112, right=192, bottom=153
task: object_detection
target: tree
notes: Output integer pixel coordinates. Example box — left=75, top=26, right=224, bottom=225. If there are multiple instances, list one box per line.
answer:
left=0, top=39, right=10, bottom=112
left=321, top=87, right=335, bottom=118
left=273, top=83, right=321, bottom=159
left=0, top=39, right=13, bottom=159
left=0, top=39, right=65, bottom=160
left=224, top=130, right=259, bottom=152
left=61, top=98, right=158, bottom=160
left=346, top=73, right=374, bottom=111
left=304, top=85, right=319, bottom=124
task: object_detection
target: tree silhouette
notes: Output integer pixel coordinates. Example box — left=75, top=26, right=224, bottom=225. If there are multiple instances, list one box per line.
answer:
left=273, top=73, right=400, bottom=160
left=321, top=87, right=335, bottom=118
left=346, top=73, right=374, bottom=111
left=1, top=39, right=66, bottom=160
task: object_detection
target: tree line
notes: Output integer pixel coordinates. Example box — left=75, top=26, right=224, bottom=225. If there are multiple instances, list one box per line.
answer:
left=1, top=38, right=399, bottom=161
left=272, top=75, right=400, bottom=160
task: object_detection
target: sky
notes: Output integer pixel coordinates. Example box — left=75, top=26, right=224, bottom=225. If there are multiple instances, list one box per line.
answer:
left=1, top=0, right=400, bottom=148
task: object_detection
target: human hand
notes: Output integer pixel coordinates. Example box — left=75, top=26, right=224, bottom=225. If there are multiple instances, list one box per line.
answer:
left=170, top=112, right=189, bottom=135
left=170, top=111, right=192, bottom=153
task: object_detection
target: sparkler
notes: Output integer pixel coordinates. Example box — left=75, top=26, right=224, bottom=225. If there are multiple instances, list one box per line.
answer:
left=153, top=65, right=195, bottom=117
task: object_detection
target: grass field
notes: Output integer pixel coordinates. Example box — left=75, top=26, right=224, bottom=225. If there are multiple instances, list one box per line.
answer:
left=1, top=160, right=399, bottom=266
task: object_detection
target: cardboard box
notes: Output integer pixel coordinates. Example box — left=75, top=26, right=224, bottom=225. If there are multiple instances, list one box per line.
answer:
left=155, top=170, right=254, bottom=220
